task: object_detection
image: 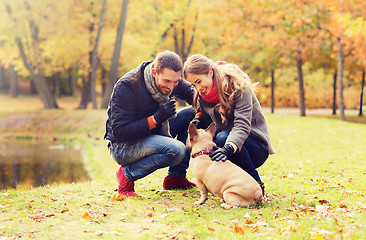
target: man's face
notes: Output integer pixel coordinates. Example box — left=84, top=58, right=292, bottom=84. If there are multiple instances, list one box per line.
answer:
left=152, top=68, right=181, bottom=95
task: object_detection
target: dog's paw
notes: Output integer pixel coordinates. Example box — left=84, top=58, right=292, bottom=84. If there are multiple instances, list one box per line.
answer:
left=194, top=200, right=204, bottom=205
left=220, top=203, right=233, bottom=210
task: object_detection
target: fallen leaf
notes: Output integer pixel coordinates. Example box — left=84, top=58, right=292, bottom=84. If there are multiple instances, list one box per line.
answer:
left=111, top=194, right=126, bottom=201
left=82, top=212, right=93, bottom=221
left=166, top=207, right=180, bottom=212
left=318, top=199, right=330, bottom=205
left=213, top=219, right=221, bottom=224
left=245, top=219, right=253, bottom=224
left=29, top=214, right=44, bottom=221
left=207, top=226, right=215, bottom=232
left=234, top=223, right=245, bottom=234
left=138, top=228, right=149, bottom=233
left=256, top=220, right=268, bottom=226
left=244, top=213, right=251, bottom=218
left=315, top=205, right=331, bottom=217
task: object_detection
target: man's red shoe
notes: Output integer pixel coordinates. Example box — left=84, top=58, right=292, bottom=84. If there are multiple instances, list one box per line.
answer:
left=163, top=175, right=196, bottom=190
left=116, top=166, right=137, bottom=196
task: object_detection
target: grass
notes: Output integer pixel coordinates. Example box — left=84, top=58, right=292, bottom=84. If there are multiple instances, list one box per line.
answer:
left=0, top=94, right=366, bottom=239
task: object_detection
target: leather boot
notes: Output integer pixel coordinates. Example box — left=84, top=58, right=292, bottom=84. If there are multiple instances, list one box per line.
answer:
left=116, top=166, right=137, bottom=196
left=163, top=175, right=196, bottom=190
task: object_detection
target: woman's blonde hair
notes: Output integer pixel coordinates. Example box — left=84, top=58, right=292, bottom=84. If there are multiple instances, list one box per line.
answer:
left=183, top=54, right=257, bottom=123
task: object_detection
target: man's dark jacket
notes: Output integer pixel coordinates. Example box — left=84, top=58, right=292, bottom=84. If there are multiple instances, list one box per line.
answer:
left=104, top=61, right=194, bottom=143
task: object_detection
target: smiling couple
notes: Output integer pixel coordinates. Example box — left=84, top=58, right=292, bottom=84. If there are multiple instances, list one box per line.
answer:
left=104, top=50, right=274, bottom=197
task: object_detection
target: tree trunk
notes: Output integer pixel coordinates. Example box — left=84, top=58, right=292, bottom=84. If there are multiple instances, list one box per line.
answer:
left=30, top=80, right=37, bottom=94
left=296, top=49, right=306, bottom=117
left=359, top=69, right=365, bottom=116
left=271, top=69, right=275, bottom=114
left=9, top=65, right=18, bottom=97
left=16, top=38, right=58, bottom=108
left=54, top=72, right=61, bottom=98
left=78, top=74, right=91, bottom=109
left=172, top=12, right=197, bottom=63
left=67, top=67, right=74, bottom=96
left=101, top=66, right=107, bottom=97
left=78, top=3, right=95, bottom=109
left=337, top=37, right=345, bottom=121
left=101, top=0, right=129, bottom=109
left=0, top=66, right=6, bottom=89
left=332, top=70, right=337, bottom=115
left=90, top=0, right=107, bottom=109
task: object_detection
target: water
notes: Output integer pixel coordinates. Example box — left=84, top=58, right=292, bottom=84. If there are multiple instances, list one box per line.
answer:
left=0, top=139, right=90, bottom=190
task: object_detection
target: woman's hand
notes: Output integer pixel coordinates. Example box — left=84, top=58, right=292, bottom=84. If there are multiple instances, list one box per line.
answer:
left=209, top=143, right=235, bottom=161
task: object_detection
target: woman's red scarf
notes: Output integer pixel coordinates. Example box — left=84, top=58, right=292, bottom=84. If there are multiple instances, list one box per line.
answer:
left=199, top=79, right=219, bottom=103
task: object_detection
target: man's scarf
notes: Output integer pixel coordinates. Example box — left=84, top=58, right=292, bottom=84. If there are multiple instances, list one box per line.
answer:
left=144, top=62, right=176, bottom=137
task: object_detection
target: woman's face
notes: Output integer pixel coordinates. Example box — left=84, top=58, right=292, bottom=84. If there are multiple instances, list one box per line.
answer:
left=185, top=69, right=214, bottom=95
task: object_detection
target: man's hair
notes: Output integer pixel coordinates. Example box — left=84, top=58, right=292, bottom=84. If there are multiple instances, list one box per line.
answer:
left=153, top=50, right=183, bottom=73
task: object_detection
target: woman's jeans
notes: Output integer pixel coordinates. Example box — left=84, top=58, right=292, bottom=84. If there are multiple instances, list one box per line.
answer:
left=109, top=107, right=195, bottom=182
left=214, top=130, right=269, bottom=183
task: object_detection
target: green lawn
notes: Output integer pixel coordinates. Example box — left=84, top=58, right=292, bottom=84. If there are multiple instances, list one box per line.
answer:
left=0, top=95, right=365, bottom=239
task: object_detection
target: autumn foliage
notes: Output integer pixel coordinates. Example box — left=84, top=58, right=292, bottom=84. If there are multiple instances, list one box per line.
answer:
left=0, top=0, right=365, bottom=112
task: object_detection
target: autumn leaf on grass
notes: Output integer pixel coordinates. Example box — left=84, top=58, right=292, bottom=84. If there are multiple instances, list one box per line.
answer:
left=318, top=199, right=330, bottom=205
left=234, top=223, right=245, bottom=234
left=29, top=214, right=45, bottom=222
left=207, top=226, right=215, bottom=232
left=82, top=212, right=93, bottom=221
left=111, top=194, right=126, bottom=201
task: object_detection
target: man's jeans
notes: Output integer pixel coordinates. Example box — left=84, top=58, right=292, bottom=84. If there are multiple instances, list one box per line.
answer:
left=109, top=107, right=195, bottom=182
left=214, top=130, right=269, bottom=183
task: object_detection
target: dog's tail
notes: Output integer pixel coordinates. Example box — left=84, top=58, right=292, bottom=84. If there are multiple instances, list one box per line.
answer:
left=254, top=190, right=263, bottom=203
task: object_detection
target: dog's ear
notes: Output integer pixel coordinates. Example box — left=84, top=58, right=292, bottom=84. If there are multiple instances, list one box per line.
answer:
left=205, top=122, right=216, bottom=137
left=188, top=123, right=198, bottom=141
left=187, top=124, right=198, bottom=151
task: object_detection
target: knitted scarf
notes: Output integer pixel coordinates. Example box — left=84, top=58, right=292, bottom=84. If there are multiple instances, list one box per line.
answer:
left=199, top=79, right=219, bottom=103
left=144, top=62, right=175, bottom=137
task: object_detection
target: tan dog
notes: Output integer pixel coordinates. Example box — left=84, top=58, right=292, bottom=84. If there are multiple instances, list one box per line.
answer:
left=187, top=122, right=263, bottom=209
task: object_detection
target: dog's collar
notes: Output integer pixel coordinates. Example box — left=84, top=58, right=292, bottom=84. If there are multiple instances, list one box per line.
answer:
left=192, top=148, right=215, bottom=158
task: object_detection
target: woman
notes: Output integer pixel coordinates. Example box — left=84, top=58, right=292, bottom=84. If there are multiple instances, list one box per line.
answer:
left=183, top=54, right=275, bottom=194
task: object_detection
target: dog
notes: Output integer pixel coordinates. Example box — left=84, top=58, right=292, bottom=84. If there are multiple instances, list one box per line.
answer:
left=187, top=122, right=263, bottom=209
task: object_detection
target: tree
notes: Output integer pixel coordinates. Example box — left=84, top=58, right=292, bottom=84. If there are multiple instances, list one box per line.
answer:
left=5, top=2, right=58, bottom=108
left=9, top=65, right=18, bottom=97
left=101, top=0, right=129, bottom=109
left=336, top=36, right=345, bottom=120
left=359, top=70, right=365, bottom=116
left=90, top=0, right=107, bottom=109
left=0, top=66, right=6, bottom=90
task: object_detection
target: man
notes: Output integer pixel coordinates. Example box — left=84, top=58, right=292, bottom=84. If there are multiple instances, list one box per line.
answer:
left=104, top=50, right=196, bottom=196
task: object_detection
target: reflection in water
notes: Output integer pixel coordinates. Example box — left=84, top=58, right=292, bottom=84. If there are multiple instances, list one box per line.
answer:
left=0, top=140, right=90, bottom=190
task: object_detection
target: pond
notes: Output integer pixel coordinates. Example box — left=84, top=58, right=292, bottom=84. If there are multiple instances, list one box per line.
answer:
left=0, top=139, right=90, bottom=190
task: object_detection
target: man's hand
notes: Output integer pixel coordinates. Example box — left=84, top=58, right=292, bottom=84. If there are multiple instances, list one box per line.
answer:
left=209, top=143, right=235, bottom=161
left=153, top=99, right=176, bottom=124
